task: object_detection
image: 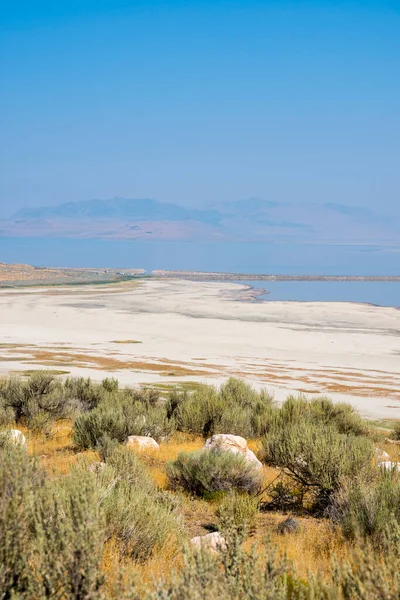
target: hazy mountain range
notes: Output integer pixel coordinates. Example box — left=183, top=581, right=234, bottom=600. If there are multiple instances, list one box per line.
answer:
left=1, top=197, right=399, bottom=245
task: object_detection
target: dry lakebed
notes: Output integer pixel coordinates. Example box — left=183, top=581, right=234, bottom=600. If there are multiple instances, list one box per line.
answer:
left=0, top=277, right=399, bottom=420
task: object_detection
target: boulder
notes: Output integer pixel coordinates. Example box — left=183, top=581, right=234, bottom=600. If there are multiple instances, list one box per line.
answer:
left=125, top=435, right=159, bottom=451
left=277, top=517, right=300, bottom=535
left=377, top=461, right=400, bottom=471
left=203, top=434, right=262, bottom=470
left=0, top=429, right=27, bottom=449
left=190, top=531, right=227, bottom=552
left=375, top=447, right=390, bottom=461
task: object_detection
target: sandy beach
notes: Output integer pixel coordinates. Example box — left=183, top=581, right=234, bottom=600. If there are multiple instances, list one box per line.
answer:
left=0, top=278, right=399, bottom=420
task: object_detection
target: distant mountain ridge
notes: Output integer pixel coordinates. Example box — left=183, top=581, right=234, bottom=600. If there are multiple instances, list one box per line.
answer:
left=2, top=197, right=399, bottom=245
left=13, top=197, right=221, bottom=225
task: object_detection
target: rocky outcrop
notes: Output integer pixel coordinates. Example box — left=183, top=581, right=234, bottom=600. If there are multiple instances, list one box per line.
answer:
left=203, top=434, right=262, bottom=470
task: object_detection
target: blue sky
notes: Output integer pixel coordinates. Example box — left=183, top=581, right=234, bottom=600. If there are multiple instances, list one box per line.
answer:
left=1, top=0, right=399, bottom=217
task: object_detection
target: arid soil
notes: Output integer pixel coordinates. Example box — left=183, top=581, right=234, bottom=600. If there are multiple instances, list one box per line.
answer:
left=0, top=262, right=144, bottom=285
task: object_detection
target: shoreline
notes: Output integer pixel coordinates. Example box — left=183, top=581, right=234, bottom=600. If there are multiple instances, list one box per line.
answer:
left=151, top=270, right=400, bottom=282
left=0, top=277, right=399, bottom=420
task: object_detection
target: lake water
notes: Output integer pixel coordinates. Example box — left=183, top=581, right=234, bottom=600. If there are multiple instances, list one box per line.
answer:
left=235, top=280, right=400, bottom=308
left=1, top=237, right=399, bottom=307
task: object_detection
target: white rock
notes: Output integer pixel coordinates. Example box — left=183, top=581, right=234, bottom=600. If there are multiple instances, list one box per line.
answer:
left=0, top=429, right=27, bottom=449
left=203, top=434, right=262, bottom=470
left=125, top=435, right=159, bottom=450
left=378, top=461, right=400, bottom=471
left=190, top=531, right=226, bottom=552
left=375, top=448, right=390, bottom=461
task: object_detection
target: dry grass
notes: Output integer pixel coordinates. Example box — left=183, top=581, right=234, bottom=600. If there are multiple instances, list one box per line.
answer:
left=133, top=434, right=205, bottom=488
left=14, top=422, right=367, bottom=591
left=378, top=440, right=400, bottom=462
left=102, top=537, right=184, bottom=595
left=26, top=421, right=98, bottom=476
left=7, top=348, right=215, bottom=377
left=111, top=340, right=142, bottom=344
left=239, top=513, right=348, bottom=579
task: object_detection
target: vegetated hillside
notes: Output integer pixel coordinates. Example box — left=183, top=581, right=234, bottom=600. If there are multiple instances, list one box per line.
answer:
left=1, top=372, right=400, bottom=598
left=1, top=196, right=399, bottom=244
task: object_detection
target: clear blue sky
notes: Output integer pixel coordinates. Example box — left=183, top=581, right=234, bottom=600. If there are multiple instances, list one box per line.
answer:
left=1, top=0, right=399, bottom=217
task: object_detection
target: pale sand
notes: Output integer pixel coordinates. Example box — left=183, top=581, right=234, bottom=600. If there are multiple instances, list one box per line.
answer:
left=0, top=279, right=399, bottom=420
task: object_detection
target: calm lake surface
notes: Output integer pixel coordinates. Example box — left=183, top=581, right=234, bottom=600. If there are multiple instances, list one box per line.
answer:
left=1, top=237, right=399, bottom=307
left=235, top=280, right=400, bottom=308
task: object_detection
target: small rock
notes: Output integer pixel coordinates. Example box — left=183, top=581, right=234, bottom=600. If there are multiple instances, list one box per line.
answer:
left=125, top=435, right=159, bottom=451
left=0, top=429, right=27, bottom=449
left=277, top=517, right=300, bottom=535
left=375, top=448, right=390, bottom=461
left=378, top=461, right=400, bottom=471
left=203, top=434, right=262, bottom=470
left=190, top=531, right=227, bottom=552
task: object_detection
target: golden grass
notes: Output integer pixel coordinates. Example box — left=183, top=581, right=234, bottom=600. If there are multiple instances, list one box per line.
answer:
left=133, top=434, right=205, bottom=488
left=14, top=423, right=369, bottom=590
left=243, top=513, right=348, bottom=579
left=379, top=440, right=400, bottom=462
left=26, top=421, right=98, bottom=476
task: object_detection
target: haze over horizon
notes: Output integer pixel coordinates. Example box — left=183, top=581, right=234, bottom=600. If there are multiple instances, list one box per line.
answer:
left=1, top=1, right=400, bottom=219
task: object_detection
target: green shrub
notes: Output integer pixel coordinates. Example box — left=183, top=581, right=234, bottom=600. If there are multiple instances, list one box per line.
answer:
left=265, top=479, right=305, bottom=512
left=0, top=372, right=78, bottom=431
left=122, top=386, right=160, bottom=408
left=167, top=449, right=262, bottom=497
left=64, top=376, right=106, bottom=410
left=308, top=397, right=369, bottom=436
left=165, top=389, right=187, bottom=420
left=275, top=395, right=368, bottom=437
left=104, top=443, right=154, bottom=491
left=73, top=395, right=173, bottom=449
left=0, top=445, right=43, bottom=598
left=74, top=404, right=127, bottom=449
left=216, top=492, right=258, bottom=538
left=331, top=467, right=400, bottom=545
left=0, top=402, right=15, bottom=427
left=34, top=468, right=105, bottom=598
left=93, top=447, right=182, bottom=561
left=132, top=531, right=294, bottom=600
left=175, top=384, right=224, bottom=437
left=262, top=419, right=374, bottom=513
left=173, top=378, right=274, bottom=439
left=0, top=443, right=105, bottom=599
left=392, top=422, right=400, bottom=441
left=101, top=377, right=119, bottom=393
left=122, top=520, right=400, bottom=599
left=329, top=523, right=400, bottom=599
left=170, top=385, right=367, bottom=443
left=219, top=378, right=262, bottom=409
